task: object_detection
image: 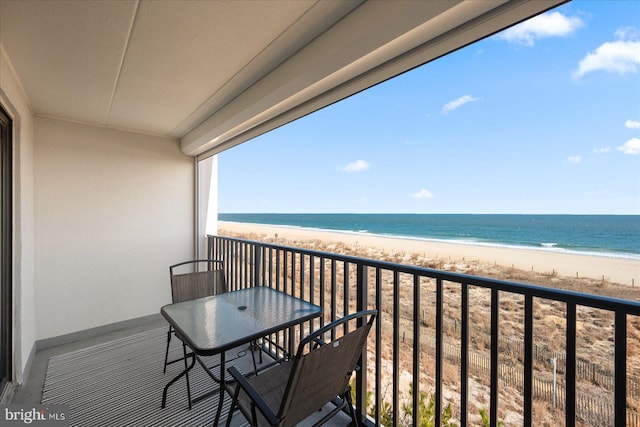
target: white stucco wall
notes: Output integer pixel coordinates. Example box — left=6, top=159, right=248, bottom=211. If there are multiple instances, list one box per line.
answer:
left=206, top=156, right=219, bottom=237
left=34, top=118, right=193, bottom=340
left=196, top=155, right=219, bottom=259
left=0, top=46, right=37, bottom=383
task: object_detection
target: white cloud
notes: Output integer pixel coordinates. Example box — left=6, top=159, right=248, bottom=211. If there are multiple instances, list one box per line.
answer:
left=412, top=189, right=434, bottom=200
left=341, top=159, right=370, bottom=172
left=617, top=138, right=640, bottom=155
left=574, top=40, right=640, bottom=77
left=616, top=27, right=640, bottom=40
left=592, top=147, right=611, bottom=154
left=441, top=95, right=479, bottom=114
left=568, top=156, right=582, bottom=163
left=574, top=27, right=640, bottom=77
left=498, top=11, right=583, bottom=47
left=625, top=120, right=640, bottom=129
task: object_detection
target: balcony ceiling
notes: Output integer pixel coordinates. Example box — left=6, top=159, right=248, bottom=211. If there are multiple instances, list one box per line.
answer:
left=0, top=0, right=565, bottom=157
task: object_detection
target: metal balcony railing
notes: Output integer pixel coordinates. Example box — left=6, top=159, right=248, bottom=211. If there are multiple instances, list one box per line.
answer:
left=208, top=234, right=640, bottom=427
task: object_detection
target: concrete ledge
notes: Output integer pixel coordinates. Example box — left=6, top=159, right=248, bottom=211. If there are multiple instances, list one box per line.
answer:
left=19, top=342, right=36, bottom=386
left=0, top=380, right=16, bottom=404
left=35, top=313, right=165, bottom=350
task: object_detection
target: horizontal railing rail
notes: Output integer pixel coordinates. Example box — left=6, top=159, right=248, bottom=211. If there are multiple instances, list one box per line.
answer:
left=208, top=234, right=640, bottom=427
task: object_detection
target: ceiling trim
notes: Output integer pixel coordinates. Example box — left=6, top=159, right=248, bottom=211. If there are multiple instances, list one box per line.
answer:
left=33, top=113, right=178, bottom=142
left=105, top=0, right=140, bottom=124
left=191, top=0, right=567, bottom=160
left=0, top=45, right=34, bottom=116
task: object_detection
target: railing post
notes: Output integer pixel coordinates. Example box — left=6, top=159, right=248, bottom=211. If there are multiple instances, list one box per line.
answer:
left=374, top=268, right=382, bottom=427
left=392, top=270, right=400, bottom=426
left=461, top=283, right=469, bottom=427
left=615, top=311, right=627, bottom=427
left=490, top=289, right=499, bottom=427
left=524, top=295, right=533, bottom=427
left=253, top=244, right=262, bottom=288
left=207, top=235, right=213, bottom=259
left=435, top=278, right=443, bottom=427
left=566, top=302, right=576, bottom=427
left=356, top=262, right=368, bottom=425
left=413, top=274, right=421, bottom=427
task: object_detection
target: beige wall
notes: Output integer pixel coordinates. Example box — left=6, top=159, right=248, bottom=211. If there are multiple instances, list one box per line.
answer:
left=34, top=118, right=193, bottom=340
left=2, top=45, right=196, bottom=383
left=1, top=47, right=37, bottom=384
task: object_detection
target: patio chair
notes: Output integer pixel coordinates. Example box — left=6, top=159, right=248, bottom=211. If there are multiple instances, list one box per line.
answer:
left=163, top=259, right=228, bottom=407
left=164, top=259, right=227, bottom=369
left=226, top=309, right=377, bottom=427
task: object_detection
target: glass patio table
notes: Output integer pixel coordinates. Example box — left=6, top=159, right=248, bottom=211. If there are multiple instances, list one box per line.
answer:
left=160, top=286, right=322, bottom=424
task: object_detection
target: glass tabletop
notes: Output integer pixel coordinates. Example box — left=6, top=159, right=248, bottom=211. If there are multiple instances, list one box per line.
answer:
left=161, top=286, right=322, bottom=355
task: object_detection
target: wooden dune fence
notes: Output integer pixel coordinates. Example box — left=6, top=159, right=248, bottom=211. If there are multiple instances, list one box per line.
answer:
left=399, top=328, right=640, bottom=425
left=437, top=316, right=640, bottom=399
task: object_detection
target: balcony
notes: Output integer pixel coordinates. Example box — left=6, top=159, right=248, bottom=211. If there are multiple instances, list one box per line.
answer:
left=3, top=1, right=636, bottom=426
left=1, top=0, right=574, bottom=417
left=208, top=234, right=640, bottom=426
left=10, top=233, right=639, bottom=426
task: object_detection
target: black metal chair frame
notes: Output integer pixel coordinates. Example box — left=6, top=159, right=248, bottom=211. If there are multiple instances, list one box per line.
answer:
left=226, top=310, right=377, bottom=427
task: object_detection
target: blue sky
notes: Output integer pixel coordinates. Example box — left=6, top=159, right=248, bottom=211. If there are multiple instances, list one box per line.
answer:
left=218, top=1, right=640, bottom=215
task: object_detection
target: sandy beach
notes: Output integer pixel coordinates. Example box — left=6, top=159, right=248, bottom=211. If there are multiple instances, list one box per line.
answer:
left=218, top=221, right=640, bottom=287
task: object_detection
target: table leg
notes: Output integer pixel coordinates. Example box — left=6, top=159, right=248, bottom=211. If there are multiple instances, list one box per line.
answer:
left=162, top=348, right=196, bottom=409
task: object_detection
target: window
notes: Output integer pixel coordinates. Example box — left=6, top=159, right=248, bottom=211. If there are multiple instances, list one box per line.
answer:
left=0, top=104, right=12, bottom=391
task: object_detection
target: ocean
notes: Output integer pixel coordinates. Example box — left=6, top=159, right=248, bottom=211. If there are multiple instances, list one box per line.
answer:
left=218, top=214, right=640, bottom=260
